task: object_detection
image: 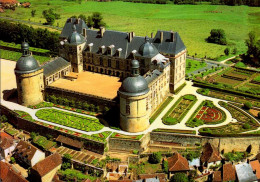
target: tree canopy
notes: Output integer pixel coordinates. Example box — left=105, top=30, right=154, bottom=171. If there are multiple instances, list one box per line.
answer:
left=170, top=173, right=189, bottom=182
left=207, top=29, right=227, bottom=45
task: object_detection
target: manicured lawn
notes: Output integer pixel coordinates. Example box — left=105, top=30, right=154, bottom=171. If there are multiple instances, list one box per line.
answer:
left=149, top=96, right=173, bottom=124
left=163, top=94, right=197, bottom=125
left=2, top=1, right=259, bottom=58
left=35, top=109, right=104, bottom=132
left=186, top=59, right=207, bottom=74
left=0, top=49, right=50, bottom=64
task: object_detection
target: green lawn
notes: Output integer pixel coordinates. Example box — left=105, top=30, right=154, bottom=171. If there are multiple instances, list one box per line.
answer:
left=35, top=109, right=104, bottom=132
left=2, top=1, right=259, bottom=59
left=186, top=59, right=207, bottom=74
left=0, top=49, right=50, bottom=64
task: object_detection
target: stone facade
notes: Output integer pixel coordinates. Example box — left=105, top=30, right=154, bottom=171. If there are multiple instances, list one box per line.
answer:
left=15, top=68, right=44, bottom=106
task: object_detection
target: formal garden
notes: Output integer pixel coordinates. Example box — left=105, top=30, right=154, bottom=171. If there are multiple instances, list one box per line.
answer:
left=152, top=128, right=196, bottom=135
left=185, top=100, right=226, bottom=128
left=32, top=134, right=57, bottom=150
left=110, top=133, right=144, bottom=140
left=162, top=94, right=197, bottom=125
left=35, top=109, right=104, bottom=132
left=199, top=102, right=260, bottom=136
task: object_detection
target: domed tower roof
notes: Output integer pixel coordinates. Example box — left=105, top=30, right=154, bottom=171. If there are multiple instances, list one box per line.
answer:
left=119, top=60, right=149, bottom=96
left=68, top=24, right=85, bottom=44
left=15, top=42, right=40, bottom=74
left=139, top=37, right=159, bottom=58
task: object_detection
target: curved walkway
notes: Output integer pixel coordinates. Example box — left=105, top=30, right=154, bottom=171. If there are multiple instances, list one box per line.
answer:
left=1, top=81, right=257, bottom=136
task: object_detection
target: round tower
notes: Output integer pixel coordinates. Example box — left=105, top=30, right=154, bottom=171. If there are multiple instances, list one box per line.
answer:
left=118, top=60, right=150, bottom=133
left=14, top=42, right=44, bottom=106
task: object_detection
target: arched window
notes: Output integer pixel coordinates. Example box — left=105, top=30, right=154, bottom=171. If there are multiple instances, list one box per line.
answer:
left=126, top=100, right=130, bottom=114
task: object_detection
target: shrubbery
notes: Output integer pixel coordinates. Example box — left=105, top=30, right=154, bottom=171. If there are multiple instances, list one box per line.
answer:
left=164, top=117, right=178, bottom=125
left=148, top=152, right=162, bottom=164
left=207, top=29, right=227, bottom=45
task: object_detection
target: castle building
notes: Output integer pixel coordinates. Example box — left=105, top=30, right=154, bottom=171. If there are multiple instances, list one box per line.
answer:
left=15, top=18, right=186, bottom=132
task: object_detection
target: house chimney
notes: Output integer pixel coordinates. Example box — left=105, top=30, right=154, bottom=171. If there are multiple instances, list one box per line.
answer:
left=101, top=45, right=106, bottom=54
left=100, top=27, right=105, bottom=37
left=83, top=28, right=87, bottom=38
left=160, top=31, right=163, bottom=43
left=128, top=32, right=135, bottom=42
left=76, top=18, right=80, bottom=24
left=151, top=32, right=154, bottom=38
left=171, top=31, right=175, bottom=42
left=131, top=50, right=137, bottom=59
left=88, top=43, right=93, bottom=52
left=109, top=45, right=115, bottom=56
left=117, top=48, right=122, bottom=57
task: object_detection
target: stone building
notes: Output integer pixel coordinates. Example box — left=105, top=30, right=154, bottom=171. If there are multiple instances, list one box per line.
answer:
left=15, top=17, right=187, bottom=133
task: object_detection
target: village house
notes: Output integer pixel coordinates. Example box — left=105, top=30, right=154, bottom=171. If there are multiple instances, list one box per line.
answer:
left=138, top=173, right=166, bottom=182
left=212, top=163, right=236, bottom=182
left=0, top=137, right=17, bottom=161
left=0, top=0, right=19, bottom=9
left=235, top=162, right=258, bottom=182
left=30, top=153, right=62, bottom=182
left=0, top=161, right=28, bottom=182
left=250, top=160, right=260, bottom=181
left=106, top=161, right=130, bottom=181
left=167, top=153, right=190, bottom=177
left=200, top=143, right=221, bottom=169
left=13, top=140, right=45, bottom=167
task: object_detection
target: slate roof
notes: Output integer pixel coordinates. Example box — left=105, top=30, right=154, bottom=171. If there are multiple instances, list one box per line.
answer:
left=167, top=153, right=190, bottom=172
left=250, top=160, right=260, bottom=180
left=56, top=135, right=83, bottom=149
left=213, top=171, right=222, bottom=182
left=235, top=162, right=258, bottom=182
left=223, top=163, right=236, bottom=182
left=200, top=143, right=221, bottom=163
left=14, top=140, right=41, bottom=161
left=32, top=153, right=62, bottom=177
left=145, top=69, right=162, bottom=85
left=0, top=161, right=28, bottom=182
left=43, top=57, right=70, bottom=77
left=60, top=18, right=88, bottom=39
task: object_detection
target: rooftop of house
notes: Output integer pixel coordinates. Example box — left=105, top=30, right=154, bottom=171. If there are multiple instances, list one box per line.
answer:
left=167, top=153, right=190, bottom=172
left=32, top=153, right=62, bottom=177
left=0, top=161, right=28, bottom=182
left=250, top=160, right=260, bottom=180
left=43, top=57, right=70, bottom=77
left=56, top=135, right=83, bottom=149
left=0, top=131, right=13, bottom=140
left=0, top=137, right=14, bottom=150
left=0, top=0, right=18, bottom=4
left=213, top=171, right=222, bottom=182
left=200, top=143, right=221, bottom=163
left=138, top=173, right=166, bottom=182
left=49, top=71, right=122, bottom=100
left=235, top=162, right=258, bottom=182
left=14, top=140, right=42, bottom=161
left=223, top=163, right=236, bottom=182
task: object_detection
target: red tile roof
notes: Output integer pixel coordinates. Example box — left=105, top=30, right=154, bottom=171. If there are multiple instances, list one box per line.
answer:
left=139, top=173, right=166, bottom=182
left=0, top=161, right=28, bottom=182
left=15, top=140, right=40, bottom=160
left=32, top=153, right=62, bottom=177
left=250, top=160, right=260, bottom=180
left=0, top=8, right=4, bottom=12
left=167, top=153, right=190, bottom=172
left=0, top=132, right=13, bottom=140
left=0, top=137, right=14, bottom=150
left=223, top=163, right=236, bottom=181
left=213, top=171, right=222, bottom=182
left=201, top=143, right=221, bottom=163
left=0, top=0, right=18, bottom=4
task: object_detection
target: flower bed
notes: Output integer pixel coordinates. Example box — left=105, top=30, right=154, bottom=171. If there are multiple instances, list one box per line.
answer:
left=162, top=94, right=197, bottom=125
left=186, top=100, right=226, bottom=128
left=35, top=109, right=104, bottom=132
left=110, top=133, right=143, bottom=140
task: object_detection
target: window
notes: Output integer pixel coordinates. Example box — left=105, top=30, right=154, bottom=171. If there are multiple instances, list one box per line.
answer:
left=79, top=46, right=81, bottom=51
left=126, top=100, right=130, bottom=114
left=100, top=57, right=103, bottom=66
left=146, top=98, right=149, bottom=111
left=108, top=59, right=111, bottom=67
left=116, top=60, right=119, bottom=69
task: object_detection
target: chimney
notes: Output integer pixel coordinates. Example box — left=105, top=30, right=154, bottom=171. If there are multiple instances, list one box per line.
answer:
left=100, top=27, right=105, bottom=37
left=76, top=18, right=80, bottom=24
left=88, top=43, right=93, bottom=52
left=117, top=48, right=122, bottom=57
left=101, top=45, right=106, bottom=54
left=128, top=32, right=135, bottom=42
left=171, top=31, right=175, bottom=42
left=109, top=45, right=115, bottom=56
left=131, top=50, right=137, bottom=59
left=160, top=31, right=163, bottom=43
left=83, top=28, right=87, bottom=38
left=151, top=32, right=154, bottom=38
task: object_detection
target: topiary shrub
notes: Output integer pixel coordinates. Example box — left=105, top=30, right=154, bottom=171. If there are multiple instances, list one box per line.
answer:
left=244, top=102, right=252, bottom=110
left=243, top=123, right=251, bottom=129
left=164, top=117, right=178, bottom=125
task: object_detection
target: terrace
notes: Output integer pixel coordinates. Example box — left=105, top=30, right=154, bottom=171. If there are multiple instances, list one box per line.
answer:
left=49, top=71, right=122, bottom=100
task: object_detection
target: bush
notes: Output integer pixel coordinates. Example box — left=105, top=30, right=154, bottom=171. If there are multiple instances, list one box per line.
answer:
left=244, top=102, right=252, bottom=110
left=243, top=123, right=251, bottom=129
left=10, top=157, right=16, bottom=164
left=163, top=117, right=178, bottom=125
left=133, top=150, right=139, bottom=154
left=224, top=47, right=230, bottom=56
left=170, top=173, right=189, bottom=182
left=148, top=152, right=162, bottom=164
left=207, top=29, right=227, bottom=45
left=162, top=160, right=168, bottom=173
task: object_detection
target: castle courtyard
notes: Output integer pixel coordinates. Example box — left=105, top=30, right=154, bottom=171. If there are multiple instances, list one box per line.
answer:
left=49, top=71, right=122, bottom=100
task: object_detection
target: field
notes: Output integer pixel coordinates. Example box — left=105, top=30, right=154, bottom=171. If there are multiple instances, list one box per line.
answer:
left=1, top=1, right=260, bottom=58
left=186, top=59, right=207, bottom=74
left=35, top=109, right=104, bottom=132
